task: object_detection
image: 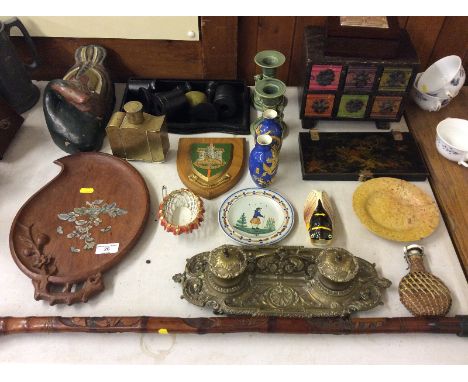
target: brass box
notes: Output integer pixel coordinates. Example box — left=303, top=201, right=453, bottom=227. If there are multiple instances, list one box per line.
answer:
left=106, top=103, right=170, bottom=162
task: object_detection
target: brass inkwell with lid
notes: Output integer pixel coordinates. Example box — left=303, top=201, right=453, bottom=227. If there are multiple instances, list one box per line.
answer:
left=315, top=248, right=359, bottom=291
left=174, top=245, right=391, bottom=317
left=206, top=246, right=249, bottom=292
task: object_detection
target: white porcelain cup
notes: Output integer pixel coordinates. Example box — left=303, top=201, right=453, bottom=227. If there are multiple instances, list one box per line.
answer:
left=411, top=73, right=451, bottom=112
left=435, top=118, right=468, bottom=167
left=418, top=55, right=465, bottom=98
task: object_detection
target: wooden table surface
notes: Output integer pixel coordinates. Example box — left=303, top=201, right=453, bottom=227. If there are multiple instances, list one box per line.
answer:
left=405, top=87, right=468, bottom=279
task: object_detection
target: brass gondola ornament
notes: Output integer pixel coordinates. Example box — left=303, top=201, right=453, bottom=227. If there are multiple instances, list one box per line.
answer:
left=173, top=245, right=391, bottom=318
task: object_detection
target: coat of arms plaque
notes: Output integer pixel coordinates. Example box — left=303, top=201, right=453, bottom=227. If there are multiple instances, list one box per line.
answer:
left=177, top=138, right=245, bottom=199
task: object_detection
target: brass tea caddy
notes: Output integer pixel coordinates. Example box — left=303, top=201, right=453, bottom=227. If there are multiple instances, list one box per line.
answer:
left=106, top=101, right=170, bottom=162
left=174, top=245, right=391, bottom=318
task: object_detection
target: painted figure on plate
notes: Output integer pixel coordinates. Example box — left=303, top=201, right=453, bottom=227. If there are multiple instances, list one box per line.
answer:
left=234, top=207, right=276, bottom=236
left=250, top=207, right=264, bottom=229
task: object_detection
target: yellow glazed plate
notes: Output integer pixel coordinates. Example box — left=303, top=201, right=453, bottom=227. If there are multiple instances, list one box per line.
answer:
left=353, top=177, right=439, bottom=242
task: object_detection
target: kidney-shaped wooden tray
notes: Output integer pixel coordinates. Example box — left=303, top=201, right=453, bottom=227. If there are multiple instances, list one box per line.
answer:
left=9, top=152, right=150, bottom=305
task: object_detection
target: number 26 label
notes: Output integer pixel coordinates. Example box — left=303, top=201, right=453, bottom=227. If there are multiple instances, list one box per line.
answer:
left=95, top=243, right=119, bottom=254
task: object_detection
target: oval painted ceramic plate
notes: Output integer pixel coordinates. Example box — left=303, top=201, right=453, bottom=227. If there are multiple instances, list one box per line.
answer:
left=219, top=188, right=294, bottom=245
left=353, top=177, right=439, bottom=242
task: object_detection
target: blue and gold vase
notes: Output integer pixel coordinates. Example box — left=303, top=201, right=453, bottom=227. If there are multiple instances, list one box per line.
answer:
left=254, top=109, right=283, bottom=152
left=249, top=134, right=278, bottom=188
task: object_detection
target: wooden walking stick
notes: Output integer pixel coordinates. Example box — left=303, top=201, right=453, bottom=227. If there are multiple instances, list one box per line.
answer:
left=0, top=315, right=467, bottom=336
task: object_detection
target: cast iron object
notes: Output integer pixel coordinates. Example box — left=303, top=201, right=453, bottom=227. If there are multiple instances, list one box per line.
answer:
left=173, top=245, right=391, bottom=318
left=184, top=90, right=218, bottom=121
left=137, top=87, right=156, bottom=113
left=0, top=17, right=40, bottom=114
left=1, top=315, right=468, bottom=336
left=138, top=82, right=191, bottom=117
left=213, top=84, right=238, bottom=118
left=0, top=95, right=24, bottom=159
left=43, top=45, right=115, bottom=154
left=190, top=102, right=218, bottom=122
left=206, top=80, right=218, bottom=102
left=121, top=78, right=250, bottom=135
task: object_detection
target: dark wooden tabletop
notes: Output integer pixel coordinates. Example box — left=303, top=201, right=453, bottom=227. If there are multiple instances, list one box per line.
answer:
left=405, top=87, right=468, bottom=279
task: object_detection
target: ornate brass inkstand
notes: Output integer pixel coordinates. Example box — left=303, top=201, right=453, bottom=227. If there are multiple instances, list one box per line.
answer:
left=173, top=245, right=391, bottom=317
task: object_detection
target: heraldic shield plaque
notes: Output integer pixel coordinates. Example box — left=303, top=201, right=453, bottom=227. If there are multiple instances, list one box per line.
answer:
left=177, top=138, right=246, bottom=199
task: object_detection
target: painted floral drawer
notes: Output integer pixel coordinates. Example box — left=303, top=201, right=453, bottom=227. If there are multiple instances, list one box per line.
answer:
left=378, top=67, right=413, bottom=92
left=337, top=94, right=369, bottom=118
left=344, top=66, right=377, bottom=91
left=309, top=65, right=342, bottom=91
left=370, top=96, right=403, bottom=118
left=304, top=94, right=335, bottom=117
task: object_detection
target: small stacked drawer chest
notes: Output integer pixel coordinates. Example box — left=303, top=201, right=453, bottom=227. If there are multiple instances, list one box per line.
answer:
left=299, top=26, right=419, bottom=129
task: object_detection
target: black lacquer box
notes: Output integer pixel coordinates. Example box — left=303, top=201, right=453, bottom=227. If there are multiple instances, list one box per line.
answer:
left=299, top=132, right=428, bottom=181
left=121, top=78, right=250, bottom=135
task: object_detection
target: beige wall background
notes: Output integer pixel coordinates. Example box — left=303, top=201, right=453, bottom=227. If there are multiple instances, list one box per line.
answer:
left=0, top=16, right=200, bottom=40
